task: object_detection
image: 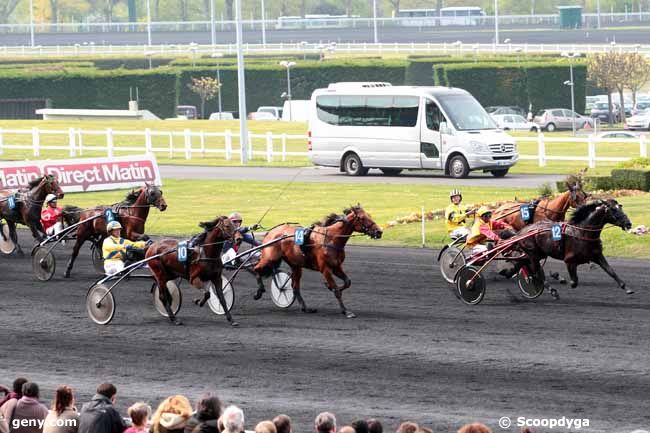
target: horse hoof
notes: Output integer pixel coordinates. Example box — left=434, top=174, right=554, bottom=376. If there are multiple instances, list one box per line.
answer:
left=253, top=289, right=265, bottom=300
left=345, top=311, right=356, bottom=319
left=626, top=289, right=635, bottom=295
left=551, top=289, right=560, bottom=300
left=303, top=308, right=317, bottom=314
left=559, top=278, right=567, bottom=284
left=172, top=319, right=183, bottom=326
left=550, top=272, right=560, bottom=280
left=230, top=321, right=239, bottom=327
left=63, top=272, right=71, bottom=279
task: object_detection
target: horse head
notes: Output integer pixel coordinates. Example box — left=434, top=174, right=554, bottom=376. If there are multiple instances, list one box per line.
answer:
left=566, top=170, right=589, bottom=208
left=598, top=199, right=632, bottom=231
left=344, top=204, right=382, bottom=239
left=143, top=183, right=167, bottom=211
left=199, top=215, right=239, bottom=244
left=37, top=174, right=64, bottom=200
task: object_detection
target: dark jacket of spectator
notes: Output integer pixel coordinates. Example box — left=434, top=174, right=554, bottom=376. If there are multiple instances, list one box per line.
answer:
left=183, top=416, right=218, bottom=433
left=9, top=396, right=49, bottom=433
left=78, top=395, right=126, bottom=433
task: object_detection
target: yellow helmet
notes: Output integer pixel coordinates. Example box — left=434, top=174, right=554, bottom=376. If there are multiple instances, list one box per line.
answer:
left=477, top=206, right=492, bottom=217
left=106, top=221, right=123, bottom=233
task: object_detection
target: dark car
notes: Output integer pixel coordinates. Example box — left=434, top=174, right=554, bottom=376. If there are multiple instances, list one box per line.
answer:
left=485, top=106, right=527, bottom=117
left=590, top=102, right=621, bottom=123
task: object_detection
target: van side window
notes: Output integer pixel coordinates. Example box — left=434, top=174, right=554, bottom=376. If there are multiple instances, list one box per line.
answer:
left=425, top=101, right=444, bottom=131
left=316, top=95, right=419, bottom=127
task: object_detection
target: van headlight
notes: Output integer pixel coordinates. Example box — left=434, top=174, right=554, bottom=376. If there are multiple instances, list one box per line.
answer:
left=470, top=141, right=489, bottom=153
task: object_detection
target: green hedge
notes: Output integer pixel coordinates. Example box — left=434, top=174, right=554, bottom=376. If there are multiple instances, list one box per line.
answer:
left=436, top=61, right=586, bottom=113
left=583, top=175, right=616, bottom=191
left=610, top=169, right=650, bottom=191
left=0, top=68, right=179, bottom=118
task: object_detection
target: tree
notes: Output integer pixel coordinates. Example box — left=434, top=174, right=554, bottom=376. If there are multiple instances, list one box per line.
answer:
left=188, top=77, right=221, bottom=119
left=0, top=0, right=20, bottom=24
left=588, top=52, right=620, bottom=126
left=624, top=53, right=650, bottom=106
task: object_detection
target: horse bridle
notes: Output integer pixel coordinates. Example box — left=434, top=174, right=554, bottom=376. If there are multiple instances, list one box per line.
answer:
left=343, top=209, right=376, bottom=236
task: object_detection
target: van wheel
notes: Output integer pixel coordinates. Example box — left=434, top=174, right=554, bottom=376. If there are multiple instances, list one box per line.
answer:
left=448, top=155, right=470, bottom=179
left=380, top=168, right=402, bottom=176
left=343, top=153, right=368, bottom=176
left=490, top=169, right=509, bottom=177
left=545, top=123, right=556, bottom=132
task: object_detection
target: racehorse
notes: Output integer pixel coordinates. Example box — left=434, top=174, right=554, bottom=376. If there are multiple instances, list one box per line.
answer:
left=513, top=199, right=632, bottom=298
left=145, top=215, right=239, bottom=326
left=62, top=184, right=167, bottom=277
left=253, top=205, right=383, bottom=318
left=493, top=174, right=589, bottom=230
left=0, top=175, right=65, bottom=253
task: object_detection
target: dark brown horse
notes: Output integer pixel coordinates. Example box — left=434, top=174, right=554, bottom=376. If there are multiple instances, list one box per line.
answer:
left=253, top=205, right=382, bottom=318
left=62, top=184, right=167, bottom=277
left=493, top=174, right=589, bottom=230
left=0, top=175, right=64, bottom=253
left=513, top=199, right=633, bottom=298
left=145, top=215, right=239, bottom=326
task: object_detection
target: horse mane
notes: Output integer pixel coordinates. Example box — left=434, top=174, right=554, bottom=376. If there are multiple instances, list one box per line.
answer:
left=312, top=213, right=341, bottom=227
left=570, top=202, right=601, bottom=224
left=27, top=176, right=45, bottom=189
left=121, top=189, right=141, bottom=205
left=194, top=216, right=226, bottom=243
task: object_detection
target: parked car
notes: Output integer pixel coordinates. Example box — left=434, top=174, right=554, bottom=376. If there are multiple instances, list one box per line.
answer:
left=585, top=95, right=607, bottom=115
left=256, top=106, right=283, bottom=119
left=209, top=112, right=235, bottom=120
left=596, top=131, right=639, bottom=140
left=248, top=111, right=278, bottom=120
left=625, top=109, right=650, bottom=131
left=631, top=101, right=650, bottom=116
left=176, top=105, right=198, bottom=119
left=491, top=114, right=538, bottom=131
left=533, top=108, right=592, bottom=132
left=485, top=106, right=526, bottom=117
left=590, top=102, right=622, bottom=123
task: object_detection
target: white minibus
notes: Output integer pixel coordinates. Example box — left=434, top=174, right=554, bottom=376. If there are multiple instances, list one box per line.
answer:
left=308, top=82, right=518, bottom=178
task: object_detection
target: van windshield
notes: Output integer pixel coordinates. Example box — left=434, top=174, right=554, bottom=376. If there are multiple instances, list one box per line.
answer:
left=436, top=94, right=497, bottom=131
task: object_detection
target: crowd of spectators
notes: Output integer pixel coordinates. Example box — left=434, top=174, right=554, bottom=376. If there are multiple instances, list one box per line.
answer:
left=0, top=377, right=521, bottom=433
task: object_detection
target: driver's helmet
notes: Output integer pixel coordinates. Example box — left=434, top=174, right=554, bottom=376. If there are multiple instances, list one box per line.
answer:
left=476, top=206, right=492, bottom=218
left=449, top=189, right=462, bottom=200
left=45, top=194, right=58, bottom=204
left=106, top=221, right=123, bottom=233
left=229, top=212, right=243, bottom=225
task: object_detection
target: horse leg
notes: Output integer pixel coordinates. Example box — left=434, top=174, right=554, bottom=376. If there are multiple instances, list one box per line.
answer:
left=566, top=263, right=579, bottom=288
left=592, top=254, right=633, bottom=295
left=159, top=278, right=182, bottom=325
left=8, top=222, right=23, bottom=256
left=291, top=267, right=315, bottom=313
left=64, top=238, right=85, bottom=278
left=331, top=266, right=355, bottom=318
left=210, top=277, right=238, bottom=326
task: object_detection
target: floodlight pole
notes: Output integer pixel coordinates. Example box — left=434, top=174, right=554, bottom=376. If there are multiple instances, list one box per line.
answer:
left=235, top=0, right=249, bottom=164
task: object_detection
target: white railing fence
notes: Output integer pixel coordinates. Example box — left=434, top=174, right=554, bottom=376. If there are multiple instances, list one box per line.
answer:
left=0, top=127, right=646, bottom=168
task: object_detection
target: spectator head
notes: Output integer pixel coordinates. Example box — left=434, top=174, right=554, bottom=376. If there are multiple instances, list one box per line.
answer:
left=417, top=428, right=434, bottom=433
left=255, top=421, right=277, bottom=433
left=368, top=419, right=383, bottom=433
left=196, top=394, right=222, bottom=420
left=12, top=378, right=28, bottom=396
left=128, top=402, right=152, bottom=428
left=222, top=405, right=245, bottom=433
left=151, top=395, right=192, bottom=431
left=315, top=412, right=336, bottom=433
left=96, top=383, right=117, bottom=402
left=457, top=423, right=492, bottom=433
left=21, top=382, right=39, bottom=399
left=273, top=414, right=292, bottom=433
left=396, top=422, right=418, bottom=433
left=339, top=427, right=356, bottom=433
left=352, top=420, right=369, bottom=433
left=53, top=385, right=75, bottom=416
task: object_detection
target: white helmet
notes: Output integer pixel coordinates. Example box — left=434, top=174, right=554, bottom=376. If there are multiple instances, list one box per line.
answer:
left=45, top=194, right=58, bottom=204
left=106, top=221, right=123, bottom=233
left=449, top=189, right=462, bottom=199
left=229, top=212, right=242, bottom=223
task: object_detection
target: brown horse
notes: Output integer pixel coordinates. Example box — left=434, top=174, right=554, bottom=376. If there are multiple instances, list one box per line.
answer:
left=0, top=175, right=65, bottom=253
left=253, top=205, right=383, bottom=318
left=62, top=184, right=167, bottom=277
left=493, top=175, right=589, bottom=230
left=146, top=215, right=239, bottom=326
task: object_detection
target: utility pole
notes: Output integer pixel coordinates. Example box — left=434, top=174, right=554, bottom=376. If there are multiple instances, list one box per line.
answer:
left=235, top=0, right=248, bottom=164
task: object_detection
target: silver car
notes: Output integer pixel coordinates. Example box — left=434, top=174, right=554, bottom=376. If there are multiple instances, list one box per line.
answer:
left=533, top=108, right=591, bottom=132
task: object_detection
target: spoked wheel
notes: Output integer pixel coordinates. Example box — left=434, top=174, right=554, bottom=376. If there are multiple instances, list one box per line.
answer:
left=517, top=267, right=545, bottom=300
left=207, top=276, right=235, bottom=315
left=152, top=280, right=183, bottom=317
left=32, top=246, right=56, bottom=281
left=270, top=271, right=294, bottom=309
left=439, top=247, right=466, bottom=284
left=86, top=283, right=116, bottom=325
left=455, top=265, right=486, bottom=305
left=0, top=224, right=16, bottom=255
left=91, top=243, right=104, bottom=275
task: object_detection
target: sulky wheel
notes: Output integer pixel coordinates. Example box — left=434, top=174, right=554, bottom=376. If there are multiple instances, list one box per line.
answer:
left=270, top=271, right=295, bottom=309
left=32, top=246, right=56, bottom=281
left=86, top=284, right=116, bottom=325
left=455, top=265, right=486, bottom=305
left=152, top=280, right=183, bottom=317
left=206, top=276, right=235, bottom=315
left=91, top=243, right=105, bottom=275
left=517, top=267, right=545, bottom=300
left=0, top=224, right=16, bottom=255
left=439, top=247, right=466, bottom=284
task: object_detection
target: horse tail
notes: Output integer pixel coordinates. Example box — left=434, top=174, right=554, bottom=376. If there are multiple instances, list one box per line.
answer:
left=62, top=205, right=83, bottom=226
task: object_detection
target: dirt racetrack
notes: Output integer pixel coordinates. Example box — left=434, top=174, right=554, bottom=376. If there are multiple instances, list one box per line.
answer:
left=1, top=240, right=649, bottom=433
